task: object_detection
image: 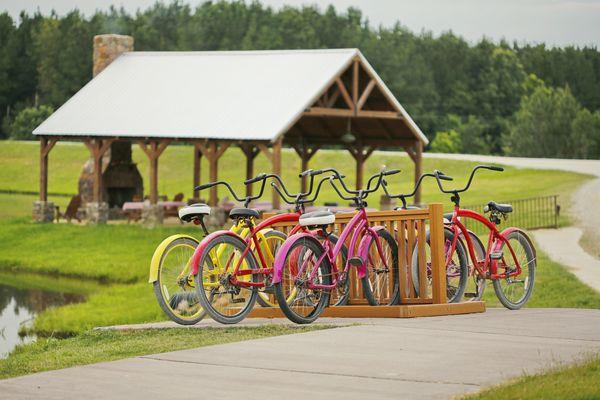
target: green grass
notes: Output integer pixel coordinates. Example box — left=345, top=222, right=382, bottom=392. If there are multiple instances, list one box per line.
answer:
left=0, top=140, right=590, bottom=219
left=30, top=283, right=164, bottom=336
left=0, top=325, right=329, bottom=379
left=463, top=355, right=600, bottom=400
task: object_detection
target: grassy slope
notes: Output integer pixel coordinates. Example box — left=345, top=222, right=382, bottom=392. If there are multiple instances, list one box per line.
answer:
left=0, top=326, right=328, bottom=379
left=463, top=356, right=600, bottom=400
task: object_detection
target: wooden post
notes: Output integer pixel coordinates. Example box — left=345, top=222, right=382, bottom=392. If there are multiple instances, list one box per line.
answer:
left=84, top=138, right=114, bottom=203
left=429, top=203, right=447, bottom=304
left=293, top=144, right=320, bottom=193
left=39, top=137, right=57, bottom=202
left=271, top=138, right=282, bottom=209
left=241, top=144, right=259, bottom=196
left=348, top=145, right=374, bottom=190
left=195, top=141, right=230, bottom=206
left=414, top=141, right=423, bottom=205
left=138, top=140, right=171, bottom=204
left=193, top=144, right=202, bottom=199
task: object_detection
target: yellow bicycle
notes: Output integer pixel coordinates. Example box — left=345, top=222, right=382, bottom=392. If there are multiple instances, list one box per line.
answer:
left=149, top=203, right=285, bottom=325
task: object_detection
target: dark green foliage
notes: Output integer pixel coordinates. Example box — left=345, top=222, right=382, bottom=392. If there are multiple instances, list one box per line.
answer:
left=6, top=105, right=53, bottom=140
left=0, top=1, right=599, bottom=157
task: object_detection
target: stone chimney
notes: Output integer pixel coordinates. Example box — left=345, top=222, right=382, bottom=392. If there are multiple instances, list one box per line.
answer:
left=81, top=34, right=142, bottom=223
left=93, top=34, right=134, bottom=77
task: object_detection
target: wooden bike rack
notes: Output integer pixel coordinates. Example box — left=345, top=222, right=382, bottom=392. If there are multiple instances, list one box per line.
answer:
left=248, top=203, right=485, bottom=319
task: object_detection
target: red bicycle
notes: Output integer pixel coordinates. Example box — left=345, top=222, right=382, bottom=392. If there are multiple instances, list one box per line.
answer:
left=425, top=166, right=537, bottom=309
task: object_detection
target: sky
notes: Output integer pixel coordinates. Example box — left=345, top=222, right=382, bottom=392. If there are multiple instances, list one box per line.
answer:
left=2, top=0, right=599, bottom=48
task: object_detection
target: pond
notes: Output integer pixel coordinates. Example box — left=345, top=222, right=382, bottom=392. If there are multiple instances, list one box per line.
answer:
left=0, top=283, right=85, bottom=358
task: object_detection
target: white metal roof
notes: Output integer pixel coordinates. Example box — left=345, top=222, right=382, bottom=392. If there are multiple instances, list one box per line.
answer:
left=33, top=49, right=428, bottom=144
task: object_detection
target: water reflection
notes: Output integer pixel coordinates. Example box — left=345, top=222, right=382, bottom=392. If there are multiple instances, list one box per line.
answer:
left=0, top=284, right=84, bottom=358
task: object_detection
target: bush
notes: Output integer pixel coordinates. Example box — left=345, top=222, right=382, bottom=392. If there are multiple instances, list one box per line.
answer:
left=7, top=105, right=53, bottom=140
left=430, top=129, right=461, bottom=153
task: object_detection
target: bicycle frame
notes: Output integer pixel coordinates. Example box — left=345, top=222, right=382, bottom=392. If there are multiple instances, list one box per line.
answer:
left=271, top=207, right=389, bottom=290
left=190, top=211, right=307, bottom=288
left=447, top=206, right=523, bottom=280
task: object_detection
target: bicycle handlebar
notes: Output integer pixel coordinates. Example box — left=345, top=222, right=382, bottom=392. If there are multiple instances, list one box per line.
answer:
left=433, top=165, right=504, bottom=194
left=194, top=181, right=247, bottom=203
left=382, top=171, right=452, bottom=200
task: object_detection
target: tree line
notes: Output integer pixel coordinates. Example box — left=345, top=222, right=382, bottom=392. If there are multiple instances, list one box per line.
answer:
left=1, top=1, right=599, bottom=158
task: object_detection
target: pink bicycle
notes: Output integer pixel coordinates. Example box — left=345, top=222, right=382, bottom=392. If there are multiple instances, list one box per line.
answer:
left=271, top=169, right=400, bottom=324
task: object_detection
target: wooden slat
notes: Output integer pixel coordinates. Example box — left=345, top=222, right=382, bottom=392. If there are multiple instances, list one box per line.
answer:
left=356, top=79, right=376, bottom=111
left=429, top=203, right=447, bottom=304
left=336, top=77, right=354, bottom=110
left=397, top=220, right=408, bottom=301
left=417, top=220, right=428, bottom=299
left=406, top=219, right=416, bottom=298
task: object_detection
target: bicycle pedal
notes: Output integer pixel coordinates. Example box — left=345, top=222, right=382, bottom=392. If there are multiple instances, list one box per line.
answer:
left=348, top=257, right=364, bottom=267
left=490, top=251, right=503, bottom=260
left=464, top=292, right=477, bottom=298
left=230, top=298, right=246, bottom=304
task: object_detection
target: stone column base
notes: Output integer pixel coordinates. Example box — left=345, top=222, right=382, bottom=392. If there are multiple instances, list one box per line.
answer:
left=142, top=204, right=164, bottom=227
left=33, top=201, right=56, bottom=223
left=86, top=202, right=109, bottom=224
left=206, top=208, right=227, bottom=229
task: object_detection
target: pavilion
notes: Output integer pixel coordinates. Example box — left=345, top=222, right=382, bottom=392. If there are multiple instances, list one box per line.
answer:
left=33, top=35, right=428, bottom=222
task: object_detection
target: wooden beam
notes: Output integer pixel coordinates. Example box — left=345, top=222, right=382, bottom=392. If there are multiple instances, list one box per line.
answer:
left=241, top=144, right=259, bottom=196
left=356, top=79, right=376, bottom=111
left=352, top=59, right=359, bottom=110
left=85, top=138, right=114, bottom=203
left=137, top=140, right=171, bottom=204
left=348, top=144, right=375, bottom=190
left=271, top=138, right=282, bottom=209
left=303, top=107, right=402, bottom=119
left=414, top=141, right=423, bottom=205
left=193, top=144, right=202, bottom=199
left=293, top=143, right=320, bottom=192
left=194, top=140, right=230, bottom=206
left=326, top=86, right=341, bottom=107
left=335, top=77, right=354, bottom=110
left=256, top=142, right=273, bottom=162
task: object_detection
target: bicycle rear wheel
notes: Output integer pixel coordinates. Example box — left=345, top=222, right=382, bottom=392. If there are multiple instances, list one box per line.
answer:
left=361, top=229, right=399, bottom=306
left=195, top=234, right=258, bottom=324
left=492, top=230, right=536, bottom=309
left=153, top=236, right=206, bottom=325
left=274, top=237, right=331, bottom=324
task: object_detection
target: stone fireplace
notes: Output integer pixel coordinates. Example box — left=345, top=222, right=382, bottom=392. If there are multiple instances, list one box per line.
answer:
left=78, top=141, right=143, bottom=209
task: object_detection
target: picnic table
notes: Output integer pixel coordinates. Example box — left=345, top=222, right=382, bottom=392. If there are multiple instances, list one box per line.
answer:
left=122, top=201, right=187, bottom=222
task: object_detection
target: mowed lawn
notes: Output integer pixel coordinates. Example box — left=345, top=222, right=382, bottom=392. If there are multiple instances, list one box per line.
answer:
left=0, top=140, right=590, bottom=217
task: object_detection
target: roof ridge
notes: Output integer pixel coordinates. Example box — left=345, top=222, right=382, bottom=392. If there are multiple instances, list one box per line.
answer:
left=123, top=48, right=358, bottom=57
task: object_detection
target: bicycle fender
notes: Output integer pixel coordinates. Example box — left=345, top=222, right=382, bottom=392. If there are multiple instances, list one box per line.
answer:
left=189, top=230, right=245, bottom=276
left=149, top=234, right=199, bottom=283
left=494, top=227, right=537, bottom=258
left=356, top=225, right=386, bottom=279
left=271, top=232, right=323, bottom=284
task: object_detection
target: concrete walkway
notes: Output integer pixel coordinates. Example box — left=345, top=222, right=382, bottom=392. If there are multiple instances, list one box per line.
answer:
left=533, top=227, right=600, bottom=293
left=1, top=309, right=599, bottom=400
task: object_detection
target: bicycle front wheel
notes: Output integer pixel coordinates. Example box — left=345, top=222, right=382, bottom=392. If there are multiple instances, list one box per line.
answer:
left=195, top=234, right=259, bottom=324
left=256, top=229, right=287, bottom=308
left=492, top=230, right=536, bottom=309
left=274, top=237, right=331, bottom=324
left=152, top=236, right=206, bottom=325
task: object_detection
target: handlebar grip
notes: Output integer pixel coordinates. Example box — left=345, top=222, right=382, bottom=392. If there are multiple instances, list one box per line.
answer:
left=439, top=174, right=453, bottom=181
left=382, top=169, right=401, bottom=176
left=299, top=169, right=313, bottom=178
left=244, top=173, right=267, bottom=185
left=487, top=165, right=504, bottom=172
left=309, top=169, right=324, bottom=176
left=194, top=182, right=215, bottom=191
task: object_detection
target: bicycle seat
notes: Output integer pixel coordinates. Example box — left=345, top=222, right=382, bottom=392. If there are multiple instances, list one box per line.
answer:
left=229, top=208, right=260, bottom=219
left=178, top=203, right=211, bottom=223
left=394, top=205, right=421, bottom=211
left=487, top=201, right=513, bottom=214
left=299, top=210, right=335, bottom=227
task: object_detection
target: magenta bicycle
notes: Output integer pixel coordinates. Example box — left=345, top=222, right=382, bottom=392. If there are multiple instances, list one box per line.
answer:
left=271, top=169, right=400, bottom=324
